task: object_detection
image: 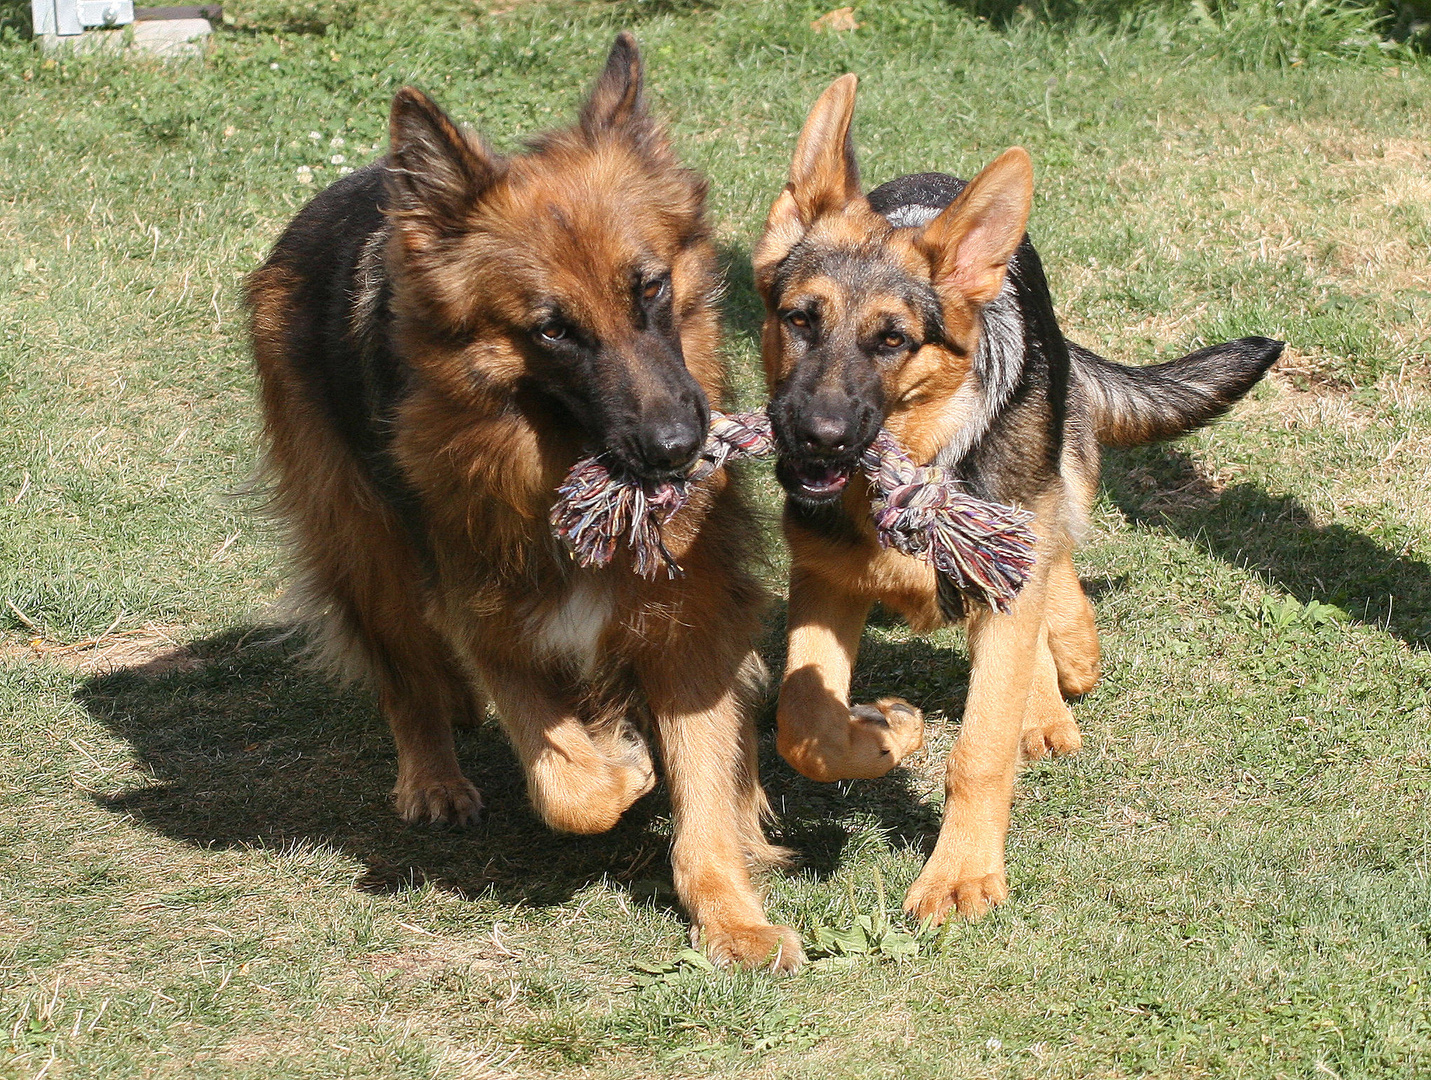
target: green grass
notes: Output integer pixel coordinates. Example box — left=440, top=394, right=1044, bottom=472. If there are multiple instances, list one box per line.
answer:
left=2, top=2, right=1430, bottom=1076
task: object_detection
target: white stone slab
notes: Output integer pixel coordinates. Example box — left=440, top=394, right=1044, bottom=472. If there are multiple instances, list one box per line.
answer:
left=41, top=16, right=210, bottom=56
left=132, top=16, right=209, bottom=55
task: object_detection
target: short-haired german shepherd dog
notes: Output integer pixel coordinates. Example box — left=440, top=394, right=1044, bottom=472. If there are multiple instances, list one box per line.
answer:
left=247, top=35, right=802, bottom=970
left=753, top=75, right=1283, bottom=924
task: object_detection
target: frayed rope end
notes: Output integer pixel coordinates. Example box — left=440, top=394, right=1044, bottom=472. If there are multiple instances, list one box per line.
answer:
left=548, top=412, right=773, bottom=580
left=860, top=431, right=1036, bottom=614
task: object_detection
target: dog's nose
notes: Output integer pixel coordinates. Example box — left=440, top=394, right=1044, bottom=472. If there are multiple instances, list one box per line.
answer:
left=639, top=417, right=703, bottom=475
left=794, top=409, right=857, bottom=455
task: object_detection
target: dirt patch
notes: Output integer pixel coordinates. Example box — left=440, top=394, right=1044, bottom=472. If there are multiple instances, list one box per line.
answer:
left=1381, top=138, right=1431, bottom=163
left=369, top=922, right=524, bottom=980
left=0, top=909, right=32, bottom=945
left=1266, top=346, right=1357, bottom=395
left=1, top=626, right=202, bottom=676
left=216, top=1034, right=317, bottom=1067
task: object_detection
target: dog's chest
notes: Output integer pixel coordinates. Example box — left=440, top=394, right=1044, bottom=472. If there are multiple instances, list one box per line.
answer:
left=529, top=576, right=615, bottom=676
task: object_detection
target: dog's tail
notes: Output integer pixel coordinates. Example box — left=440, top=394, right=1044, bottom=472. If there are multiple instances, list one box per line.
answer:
left=1070, top=336, right=1284, bottom=448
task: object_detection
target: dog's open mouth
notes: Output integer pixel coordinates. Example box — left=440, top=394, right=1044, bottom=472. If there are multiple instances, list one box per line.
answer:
left=778, top=457, right=856, bottom=501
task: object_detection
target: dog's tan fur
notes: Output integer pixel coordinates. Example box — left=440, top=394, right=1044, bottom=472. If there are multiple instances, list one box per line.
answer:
left=754, top=75, right=1102, bottom=922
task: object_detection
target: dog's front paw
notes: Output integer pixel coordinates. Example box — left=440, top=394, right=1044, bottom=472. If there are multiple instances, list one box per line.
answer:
left=395, top=773, right=484, bottom=827
left=701, top=923, right=805, bottom=974
left=529, top=746, right=654, bottom=835
left=903, top=861, right=1008, bottom=925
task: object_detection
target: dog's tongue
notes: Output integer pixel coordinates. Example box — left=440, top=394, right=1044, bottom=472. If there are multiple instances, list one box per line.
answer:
left=796, top=461, right=850, bottom=495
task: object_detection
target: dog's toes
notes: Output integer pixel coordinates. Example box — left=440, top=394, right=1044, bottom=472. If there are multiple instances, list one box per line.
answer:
left=395, top=775, right=484, bottom=828
left=954, top=873, right=1009, bottom=919
left=702, top=923, right=805, bottom=974
left=1020, top=713, right=1082, bottom=762
left=846, top=697, right=926, bottom=771
left=903, top=869, right=1008, bottom=926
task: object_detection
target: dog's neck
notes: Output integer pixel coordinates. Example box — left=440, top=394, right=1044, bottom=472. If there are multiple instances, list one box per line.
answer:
left=933, top=273, right=1025, bottom=472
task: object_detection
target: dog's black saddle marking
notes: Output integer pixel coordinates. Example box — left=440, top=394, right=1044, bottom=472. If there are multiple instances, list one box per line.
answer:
left=261, top=162, right=435, bottom=572
left=866, top=172, right=967, bottom=229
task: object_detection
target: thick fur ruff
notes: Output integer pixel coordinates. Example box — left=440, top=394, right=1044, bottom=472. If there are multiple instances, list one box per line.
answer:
left=246, top=34, right=802, bottom=972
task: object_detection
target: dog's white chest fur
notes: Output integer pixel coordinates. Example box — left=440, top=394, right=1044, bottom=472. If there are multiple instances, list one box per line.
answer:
left=531, top=576, right=613, bottom=675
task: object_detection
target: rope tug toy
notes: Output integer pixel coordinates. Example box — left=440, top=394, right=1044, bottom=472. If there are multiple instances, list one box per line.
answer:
left=549, top=411, right=1038, bottom=613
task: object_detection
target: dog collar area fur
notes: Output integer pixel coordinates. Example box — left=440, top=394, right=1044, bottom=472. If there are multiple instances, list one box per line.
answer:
left=548, top=412, right=1037, bottom=613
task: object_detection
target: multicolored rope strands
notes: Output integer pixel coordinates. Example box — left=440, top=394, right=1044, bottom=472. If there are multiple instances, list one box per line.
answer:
left=859, top=431, right=1036, bottom=613
left=547, top=412, right=775, bottom=580
left=548, top=410, right=1038, bottom=612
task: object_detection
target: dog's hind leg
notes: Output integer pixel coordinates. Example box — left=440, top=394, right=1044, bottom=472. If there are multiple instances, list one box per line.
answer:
left=1019, top=623, right=1082, bottom=761
left=483, top=673, right=654, bottom=835
left=1045, top=550, right=1100, bottom=698
left=775, top=568, right=925, bottom=781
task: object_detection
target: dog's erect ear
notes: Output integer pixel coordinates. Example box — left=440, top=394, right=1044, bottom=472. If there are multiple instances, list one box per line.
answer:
left=917, top=147, right=1032, bottom=307
left=787, top=74, right=861, bottom=224
left=753, top=74, right=861, bottom=295
left=580, top=32, right=647, bottom=137
left=387, top=87, right=504, bottom=234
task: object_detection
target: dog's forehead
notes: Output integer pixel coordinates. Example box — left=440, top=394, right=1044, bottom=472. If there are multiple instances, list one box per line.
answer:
left=512, top=145, right=695, bottom=247
left=776, top=226, right=935, bottom=322
left=504, top=185, right=673, bottom=266
left=468, top=160, right=700, bottom=321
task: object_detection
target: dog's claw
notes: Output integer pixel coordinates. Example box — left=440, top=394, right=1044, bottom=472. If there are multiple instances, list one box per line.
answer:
left=395, top=775, right=485, bottom=828
left=702, top=924, right=805, bottom=974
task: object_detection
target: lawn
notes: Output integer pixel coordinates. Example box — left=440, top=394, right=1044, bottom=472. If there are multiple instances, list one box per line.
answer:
left=1, top=1, right=1429, bottom=1077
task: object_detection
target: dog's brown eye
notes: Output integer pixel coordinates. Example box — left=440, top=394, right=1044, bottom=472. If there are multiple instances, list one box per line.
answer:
left=786, top=311, right=810, bottom=329
left=883, top=332, right=907, bottom=350
left=641, top=278, right=666, bottom=302
left=537, top=321, right=567, bottom=342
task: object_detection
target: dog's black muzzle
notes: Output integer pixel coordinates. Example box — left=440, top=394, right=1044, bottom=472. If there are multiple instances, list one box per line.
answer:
left=558, top=329, right=710, bottom=485
left=608, top=371, right=710, bottom=485
left=769, top=386, right=882, bottom=507
left=624, top=394, right=708, bottom=483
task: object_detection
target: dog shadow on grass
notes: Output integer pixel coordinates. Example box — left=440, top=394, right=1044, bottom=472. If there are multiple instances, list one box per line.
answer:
left=1103, top=444, right=1431, bottom=648
left=73, top=613, right=952, bottom=909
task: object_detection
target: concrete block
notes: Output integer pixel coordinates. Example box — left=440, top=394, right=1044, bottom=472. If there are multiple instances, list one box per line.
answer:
left=40, top=15, right=210, bottom=56
left=132, top=16, right=210, bottom=55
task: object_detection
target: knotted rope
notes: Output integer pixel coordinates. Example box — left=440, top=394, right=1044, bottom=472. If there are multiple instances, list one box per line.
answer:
left=549, top=410, right=1037, bottom=612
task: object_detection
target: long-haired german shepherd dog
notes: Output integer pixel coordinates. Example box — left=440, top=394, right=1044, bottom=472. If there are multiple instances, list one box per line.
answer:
left=753, top=75, right=1283, bottom=924
left=246, top=35, right=802, bottom=971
